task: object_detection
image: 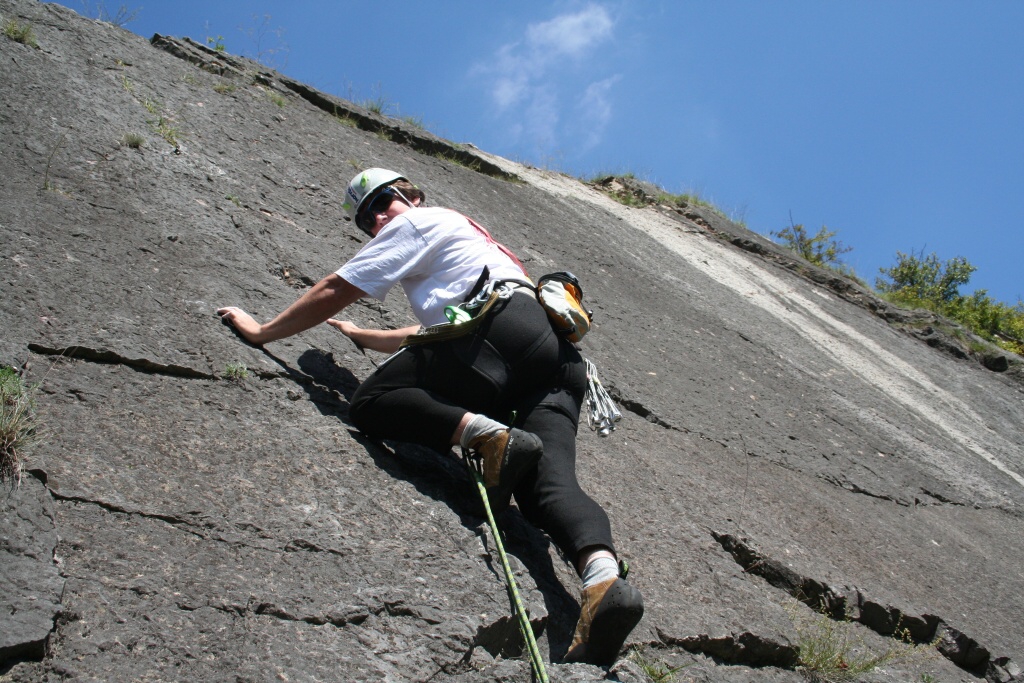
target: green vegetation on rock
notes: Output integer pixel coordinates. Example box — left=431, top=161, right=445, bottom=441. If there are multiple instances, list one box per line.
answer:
left=3, top=17, right=38, bottom=47
left=629, top=646, right=691, bottom=682
left=788, top=600, right=938, bottom=682
left=224, top=363, right=249, bottom=381
left=771, top=223, right=853, bottom=273
left=1, top=366, right=41, bottom=486
left=120, top=132, right=145, bottom=149
left=877, top=250, right=1024, bottom=356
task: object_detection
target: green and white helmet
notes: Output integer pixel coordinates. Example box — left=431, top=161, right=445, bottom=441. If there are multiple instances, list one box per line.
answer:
left=342, top=168, right=406, bottom=221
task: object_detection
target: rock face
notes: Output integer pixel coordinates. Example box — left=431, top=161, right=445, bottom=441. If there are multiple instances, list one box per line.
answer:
left=2, top=1, right=1023, bottom=681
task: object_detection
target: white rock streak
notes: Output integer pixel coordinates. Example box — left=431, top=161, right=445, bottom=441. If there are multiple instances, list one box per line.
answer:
left=482, top=156, right=1024, bottom=493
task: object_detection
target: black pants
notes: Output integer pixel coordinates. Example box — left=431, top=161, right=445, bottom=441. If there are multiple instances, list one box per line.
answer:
left=350, top=291, right=615, bottom=564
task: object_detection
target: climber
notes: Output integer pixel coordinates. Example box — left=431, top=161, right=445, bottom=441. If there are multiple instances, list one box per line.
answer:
left=216, top=168, right=643, bottom=666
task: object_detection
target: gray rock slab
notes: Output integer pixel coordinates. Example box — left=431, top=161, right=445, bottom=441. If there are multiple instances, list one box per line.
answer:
left=0, top=476, right=64, bottom=664
left=2, top=0, right=1022, bottom=680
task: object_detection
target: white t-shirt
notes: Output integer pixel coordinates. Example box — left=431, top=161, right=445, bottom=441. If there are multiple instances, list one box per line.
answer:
left=336, top=206, right=527, bottom=326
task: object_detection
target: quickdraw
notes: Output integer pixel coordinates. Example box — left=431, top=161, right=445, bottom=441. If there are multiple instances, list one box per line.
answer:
left=584, top=358, right=621, bottom=437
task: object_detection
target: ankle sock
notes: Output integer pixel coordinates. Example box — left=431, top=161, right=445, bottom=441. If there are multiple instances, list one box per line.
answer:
left=459, top=414, right=508, bottom=450
left=581, top=556, right=619, bottom=588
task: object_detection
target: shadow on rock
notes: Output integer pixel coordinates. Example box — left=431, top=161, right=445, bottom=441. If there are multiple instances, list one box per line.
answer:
left=296, top=348, right=362, bottom=403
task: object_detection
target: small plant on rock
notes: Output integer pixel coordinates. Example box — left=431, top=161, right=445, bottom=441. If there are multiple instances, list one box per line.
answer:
left=149, top=115, right=182, bottom=148
left=224, top=363, right=249, bottom=381
left=629, top=646, right=690, bottom=682
left=399, top=114, right=424, bottom=130
left=121, top=132, right=145, bottom=149
left=1, top=366, right=42, bottom=487
left=787, top=600, right=936, bottom=682
left=206, top=34, right=226, bottom=52
left=364, top=95, right=389, bottom=116
left=333, top=112, right=357, bottom=127
left=3, top=18, right=39, bottom=47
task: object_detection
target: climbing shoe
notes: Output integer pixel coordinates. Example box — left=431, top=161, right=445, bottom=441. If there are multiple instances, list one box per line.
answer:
left=469, top=428, right=543, bottom=513
left=563, top=576, right=645, bottom=666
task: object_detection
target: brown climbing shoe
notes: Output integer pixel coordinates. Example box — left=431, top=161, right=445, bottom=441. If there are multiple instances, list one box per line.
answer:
left=469, top=428, right=542, bottom=513
left=563, top=576, right=644, bottom=666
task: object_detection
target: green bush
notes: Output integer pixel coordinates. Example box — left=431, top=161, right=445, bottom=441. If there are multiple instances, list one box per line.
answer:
left=771, top=223, right=853, bottom=271
left=877, top=250, right=1024, bottom=356
left=876, top=249, right=974, bottom=304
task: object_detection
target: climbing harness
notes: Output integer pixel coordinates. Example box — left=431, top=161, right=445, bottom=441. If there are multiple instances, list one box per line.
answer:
left=464, top=451, right=549, bottom=683
left=584, top=359, right=621, bottom=437
left=399, top=280, right=524, bottom=348
left=401, top=278, right=531, bottom=347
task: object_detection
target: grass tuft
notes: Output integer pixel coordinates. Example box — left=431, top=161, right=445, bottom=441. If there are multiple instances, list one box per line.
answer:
left=121, top=132, right=145, bottom=149
left=363, top=95, right=389, bottom=116
left=398, top=114, right=424, bottom=130
left=140, top=96, right=160, bottom=115
left=79, top=1, right=140, bottom=27
left=333, top=112, right=357, bottom=127
left=3, top=17, right=39, bottom=47
left=149, top=115, right=181, bottom=148
left=433, top=152, right=482, bottom=172
left=587, top=173, right=741, bottom=223
left=629, top=646, right=691, bottom=682
left=1, top=366, right=42, bottom=487
left=788, top=600, right=937, bottom=682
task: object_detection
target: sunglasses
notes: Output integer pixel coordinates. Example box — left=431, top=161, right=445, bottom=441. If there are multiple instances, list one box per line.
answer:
left=356, top=189, right=397, bottom=234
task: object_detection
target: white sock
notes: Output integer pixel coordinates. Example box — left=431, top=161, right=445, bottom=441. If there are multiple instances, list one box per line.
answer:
left=459, top=414, right=507, bottom=450
left=581, top=556, right=619, bottom=588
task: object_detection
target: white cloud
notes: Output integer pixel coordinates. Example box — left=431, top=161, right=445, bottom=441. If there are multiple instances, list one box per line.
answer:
left=578, top=75, right=622, bottom=149
left=524, top=87, right=560, bottom=150
left=474, top=5, right=616, bottom=123
left=468, top=5, right=614, bottom=158
left=493, top=75, right=529, bottom=109
left=525, top=5, right=614, bottom=59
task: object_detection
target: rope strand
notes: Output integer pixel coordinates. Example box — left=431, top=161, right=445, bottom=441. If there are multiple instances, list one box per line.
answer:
left=467, top=457, right=549, bottom=682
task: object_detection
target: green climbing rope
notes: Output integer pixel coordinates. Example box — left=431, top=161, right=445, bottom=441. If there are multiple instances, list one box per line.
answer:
left=470, top=468, right=549, bottom=683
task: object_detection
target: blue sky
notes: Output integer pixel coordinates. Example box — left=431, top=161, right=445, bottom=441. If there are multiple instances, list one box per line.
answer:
left=60, top=1, right=1023, bottom=304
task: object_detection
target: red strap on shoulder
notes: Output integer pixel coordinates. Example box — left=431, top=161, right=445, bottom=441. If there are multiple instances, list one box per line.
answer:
left=461, top=214, right=529, bottom=279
